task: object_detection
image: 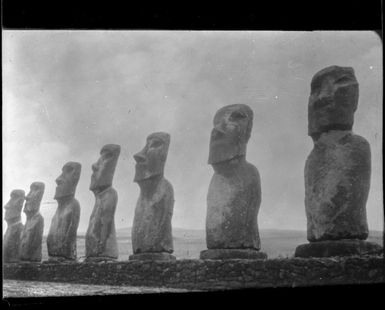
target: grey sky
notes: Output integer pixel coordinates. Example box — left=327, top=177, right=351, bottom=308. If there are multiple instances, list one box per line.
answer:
left=3, top=31, right=383, bottom=234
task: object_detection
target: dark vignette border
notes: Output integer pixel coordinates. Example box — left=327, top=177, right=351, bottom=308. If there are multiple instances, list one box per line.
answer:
left=1, top=0, right=383, bottom=31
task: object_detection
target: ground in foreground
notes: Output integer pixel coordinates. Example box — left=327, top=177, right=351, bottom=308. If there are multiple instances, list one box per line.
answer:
left=3, top=280, right=191, bottom=297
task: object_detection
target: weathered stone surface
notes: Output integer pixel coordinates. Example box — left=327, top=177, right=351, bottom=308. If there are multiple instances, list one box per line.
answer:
left=200, top=249, right=267, bottom=260
left=298, top=66, right=381, bottom=257
left=132, top=132, right=174, bottom=255
left=84, top=256, right=117, bottom=263
left=129, top=252, right=176, bottom=261
left=86, top=144, right=120, bottom=260
left=19, top=182, right=45, bottom=262
left=308, top=65, right=358, bottom=140
left=305, top=130, right=371, bottom=241
left=204, top=104, right=263, bottom=254
left=46, top=256, right=78, bottom=263
left=4, top=256, right=383, bottom=290
left=295, top=239, right=383, bottom=258
left=304, top=66, right=372, bottom=243
left=47, top=162, right=81, bottom=261
left=3, top=190, right=25, bottom=263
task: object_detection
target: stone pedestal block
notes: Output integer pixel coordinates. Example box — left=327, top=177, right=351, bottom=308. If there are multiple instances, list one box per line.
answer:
left=84, top=256, right=117, bottom=263
left=200, top=249, right=267, bottom=260
left=129, top=252, right=176, bottom=261
left=295, top=239, right=383, bottom=258
left=45, top=256, right=77, bottom=263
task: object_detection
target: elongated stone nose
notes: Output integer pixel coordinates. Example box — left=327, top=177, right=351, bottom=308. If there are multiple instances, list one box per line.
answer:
left=55, top=176, right=64, bottom=185
left=134, top=150, right=146, bottom=163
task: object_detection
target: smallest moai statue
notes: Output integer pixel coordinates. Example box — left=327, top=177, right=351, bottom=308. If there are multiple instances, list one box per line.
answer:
left=3, top=190, right=25, bottom=263
left=295, top=65, right=382, bottom=257
left=85, top=144, right=120, bottom=262
left=46, top=162, right=81, bottom=262
left=19, top=182, right=45, bottom=262
left=130, top=132, right=175, bottom=261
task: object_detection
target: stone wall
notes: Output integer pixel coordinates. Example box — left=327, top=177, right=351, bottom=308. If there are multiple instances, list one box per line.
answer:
left=4, top=255, right=384, bottom=290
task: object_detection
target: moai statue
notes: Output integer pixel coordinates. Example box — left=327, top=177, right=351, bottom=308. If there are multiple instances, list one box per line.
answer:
left=3, top=190, right=25, bottom=263
left=19, top=182, right=45, bottom=262
left=130, top=132, right=175, bottom=261
left=85, top=144, right=120, bottom=262
left=200, top=104, right=267, bottom=259
left=295, top=65, right=382, bottom=257
left=46, top=162, right=81, bottom=262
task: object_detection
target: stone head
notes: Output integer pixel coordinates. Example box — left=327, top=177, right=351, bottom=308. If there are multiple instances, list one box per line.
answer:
left=24, top=182, right=45, bottom=216
left=208, top=104, right=254, bottom=165
left=54, top=162, right=82, bottom=200
left=90, top=144, right=121, bottom=193
left=4, top=189, right=25, bottom=222
left=134, top=132, right=170, bottom=182
left=308, top=65, right=359, bottom=140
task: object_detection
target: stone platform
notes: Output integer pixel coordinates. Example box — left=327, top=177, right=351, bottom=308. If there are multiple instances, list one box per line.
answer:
left=129, top=252, right=176, bottom=261
left=84, top=256, right=118, bottom=263
left=45, top=256, right=77, bottom=263
left=295, top=239, right=383, bottom=258
left=3, top=256, right=383, bottom=290
left=200, top=249, right=267, bottom=260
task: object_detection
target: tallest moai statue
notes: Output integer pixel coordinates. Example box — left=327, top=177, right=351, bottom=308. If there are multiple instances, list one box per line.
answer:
left=295, top=65, right=382, bottom=257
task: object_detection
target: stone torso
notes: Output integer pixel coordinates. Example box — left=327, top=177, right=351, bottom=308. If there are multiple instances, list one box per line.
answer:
left=305, top=130, right=371, bottom=242
left=4, top=221, right=23, bottom=262
left=206, top=160, right=261, bottom=249
left=19, top=213, right=44, bottom=262
left=85, top=187, right=118, bottom=259
left=47, top=198, right=80, bottom=260
left=132, top=178, right=174, bottom=254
